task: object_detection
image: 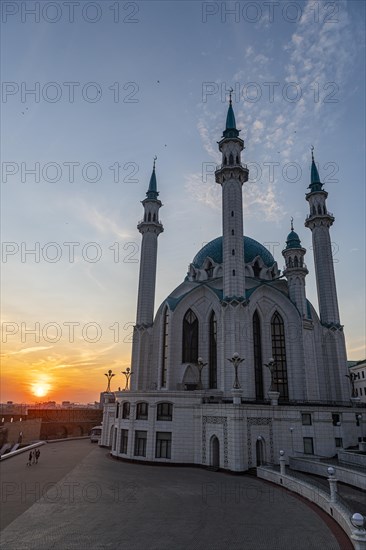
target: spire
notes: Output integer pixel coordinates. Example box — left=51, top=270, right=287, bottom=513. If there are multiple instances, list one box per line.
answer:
left=285, top=217, right=302, bottom=249
left=223, top=88, right=240, bottom=139
left=309, top=146, right=323, bottom=192
left=146, top=156, right=159, bottom=199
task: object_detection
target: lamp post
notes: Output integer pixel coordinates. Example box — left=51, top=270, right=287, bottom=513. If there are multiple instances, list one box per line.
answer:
left=196, top=357, right=208, bottom=390
left=279, top=450, right=286, bottom=476
left=121, top=367, right=132, bottom=391
left=104, top=370, right=115, bottom=392
left=265, top=358, right=280, bottom=405
left=227, top=352, right=244, bottom=389
left=290, top=427, right=294, bottom=455
left=227, top=353, right=244, bottom=405
left=264, top=357, right=276, bottom=391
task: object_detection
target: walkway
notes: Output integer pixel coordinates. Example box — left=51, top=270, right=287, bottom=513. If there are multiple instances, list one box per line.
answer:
left=0, top=440, right=351, bottom=550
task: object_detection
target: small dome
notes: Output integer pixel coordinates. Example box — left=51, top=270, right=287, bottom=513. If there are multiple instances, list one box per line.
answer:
left=192, top=236, right=275, bottom=268
left=285, top=230, right=301, bottom=249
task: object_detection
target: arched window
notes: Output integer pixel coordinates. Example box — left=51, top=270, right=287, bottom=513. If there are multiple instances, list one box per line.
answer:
left=209, top=311, right=217, bottom=389
left=206, top=262, right=214, bottom=278
left=288, top=257, right=293, bottom=268
left=253, top=261, right=261, bottom=278
left=312, top=206, right=316, bottom=215
left=153, top=213, right=156, bottom=222
left=229, top=153, right=234, bottom=165
left=224, top=156, right=227, bottom=165
left=122, top=402, right=130, bottom=419
left=318, top=204, right=322, bottom=215
left=182, top=309, right=198, bottom=363
left=253, top=311, right=264, bottom=400
left=232, top=269, right=235, bottom=276
left=161, top=307, right=169, bottom=387
left=148, top=212, right=151, bottom=221
left=231, top=229, right=234, bottom=235
left=232, top=249, right=235, bottom=256
left=116, top=402, right=120, bottom=418
left=231, top=211, right=234, bottom=217
left=271, top=312, right=289, bottom=400
left=236, top=155, right=240, bottom=164
left=294, top=256, right=299, bottom=267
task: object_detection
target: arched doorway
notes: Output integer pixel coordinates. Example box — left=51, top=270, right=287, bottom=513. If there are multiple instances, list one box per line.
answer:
left=210, top=436, right=220, bottom=470
left=256, top=437, right=266, bottom=466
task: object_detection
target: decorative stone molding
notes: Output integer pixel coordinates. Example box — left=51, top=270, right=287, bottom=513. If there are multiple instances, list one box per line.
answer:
left=202, top=416, right=228, bottom=467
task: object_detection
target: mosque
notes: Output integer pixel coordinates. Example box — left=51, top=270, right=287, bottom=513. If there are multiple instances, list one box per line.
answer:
left=100, top=99, right=364, bottom=471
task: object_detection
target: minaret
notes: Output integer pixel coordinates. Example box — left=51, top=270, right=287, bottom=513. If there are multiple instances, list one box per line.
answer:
left=215, top=92, right=249, bottom=300
left=304, top=148, right=340, bottom=326
left=135, top=158, right=163, bottom=326
left=282, top=218, right=309, bottom=318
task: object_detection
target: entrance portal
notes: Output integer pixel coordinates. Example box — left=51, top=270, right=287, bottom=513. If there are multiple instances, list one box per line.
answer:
left=210, top=436, right=220, bottom=470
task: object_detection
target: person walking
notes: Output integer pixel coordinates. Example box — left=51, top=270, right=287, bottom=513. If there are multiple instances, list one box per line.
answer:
left=35, top=448, right=40, bottom=464
left=27, top=451, right=32, bottom=467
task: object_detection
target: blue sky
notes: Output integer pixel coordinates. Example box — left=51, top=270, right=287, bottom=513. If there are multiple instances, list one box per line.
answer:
left=1, top=0, right=365, bottom=402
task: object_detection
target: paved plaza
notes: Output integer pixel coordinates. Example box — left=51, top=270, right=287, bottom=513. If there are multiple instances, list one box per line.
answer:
left=0, top=440, right=351, bottom=550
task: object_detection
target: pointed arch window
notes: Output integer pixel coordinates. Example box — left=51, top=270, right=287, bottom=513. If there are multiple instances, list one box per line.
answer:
left=317, top=204, right=322, bottom=215
left=206, top=262, right=214, bottom=278
left=236, top=155, right=240, bottom=164
left=161, top=307, right=169, bottom=387
left=229, top=153, right=234, bottom=165
left=294, top=256, right=299, bottom=267
left=253, top=261, right=261, bottom=278
left=209, top=311, right=217, bottom=389
left=253, top=311, right=264, bottom=400
left=182, top=309, right=199, bottom=363
left=148, top=212, right=151, bottom=221
left=271, top=312, right=289, bottom=400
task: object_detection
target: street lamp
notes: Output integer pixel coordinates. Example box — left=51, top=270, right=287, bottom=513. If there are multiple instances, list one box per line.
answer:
left=227, top=352, right=244, bottom=389
left=104, top=370, right=115, bottom=392
left=290, top=427, right=294, bottom=454
left=264, top=357, right=276, bottom=391
left=121, top=367, right=132, bottom=391
left=196, top=357, right=208, bottom=390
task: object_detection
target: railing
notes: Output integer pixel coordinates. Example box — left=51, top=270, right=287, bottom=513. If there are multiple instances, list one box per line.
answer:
left=305, top=211, right=334, bottom=220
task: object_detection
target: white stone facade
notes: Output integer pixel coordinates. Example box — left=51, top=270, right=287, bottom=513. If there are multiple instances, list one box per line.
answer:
left=100, top=103, right=365, bottom=472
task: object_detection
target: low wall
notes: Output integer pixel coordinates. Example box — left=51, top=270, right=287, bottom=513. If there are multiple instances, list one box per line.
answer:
left=289, top=457, right=366, bottom=491
left=338, top=450, right=366, bottom=469
left=257, top=467, right=359, bottom=549
left=0, top=441, right=46, bottom=461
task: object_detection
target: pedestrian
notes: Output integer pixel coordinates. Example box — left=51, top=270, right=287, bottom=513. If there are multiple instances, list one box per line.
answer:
left=32, top=449, right=36, bottom=464
left=27, top=451, right=32, bottom=467
left=35, top=448, right=40, bottom=464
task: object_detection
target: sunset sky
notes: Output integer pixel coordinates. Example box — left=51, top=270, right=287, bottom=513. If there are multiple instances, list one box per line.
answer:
left=1, top=0, right=365, bottom=403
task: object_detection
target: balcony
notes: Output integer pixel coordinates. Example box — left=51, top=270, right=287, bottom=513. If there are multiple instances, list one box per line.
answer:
left=216, top=162, right=248, bottom=171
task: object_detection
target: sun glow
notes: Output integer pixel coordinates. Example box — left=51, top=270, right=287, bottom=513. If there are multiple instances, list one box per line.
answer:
left=31, top=383, right=51, bottom=398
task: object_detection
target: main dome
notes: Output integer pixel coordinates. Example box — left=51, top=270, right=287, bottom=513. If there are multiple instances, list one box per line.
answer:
left=192, top=236, right=275, bottom=268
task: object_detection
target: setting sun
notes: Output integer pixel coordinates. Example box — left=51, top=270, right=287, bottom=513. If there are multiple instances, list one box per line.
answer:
left=31, top=383, right=51, bottom=398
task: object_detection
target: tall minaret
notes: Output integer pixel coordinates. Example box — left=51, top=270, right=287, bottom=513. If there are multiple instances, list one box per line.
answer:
left=135, top=158, right=163, bottom=326
left=304, top=149, right=340, bottom=326
left=215, top=92, right=249, bottom=300
left=282, top=218, right=309, bottom=318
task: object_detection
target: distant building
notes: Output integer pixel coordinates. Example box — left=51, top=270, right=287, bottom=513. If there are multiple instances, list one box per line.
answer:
left=101, top=99, right=365, bottom=471
left=349, top=360, right=366, bottom=402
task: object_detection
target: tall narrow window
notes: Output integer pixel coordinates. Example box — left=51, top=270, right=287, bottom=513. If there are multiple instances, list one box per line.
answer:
left=271, top=312, right=289, bottom=400
left=253, top=311, right=263, bottom=400
left=209, top=311, right=217, bottom=389
left=229, top=153, right=234, bottom=165
left=182, top=309, right=198, bottom=363
left=161, top=307, right=169, bottom=387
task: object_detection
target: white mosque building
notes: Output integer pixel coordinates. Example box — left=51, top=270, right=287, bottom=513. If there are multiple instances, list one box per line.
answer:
left=100, top=99, right=365, bottom=471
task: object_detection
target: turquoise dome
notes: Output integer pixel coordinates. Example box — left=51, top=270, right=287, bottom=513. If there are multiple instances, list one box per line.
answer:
left=192, top=236, right=275, bottom=268
left=285, top=230, right=301, bottom=249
